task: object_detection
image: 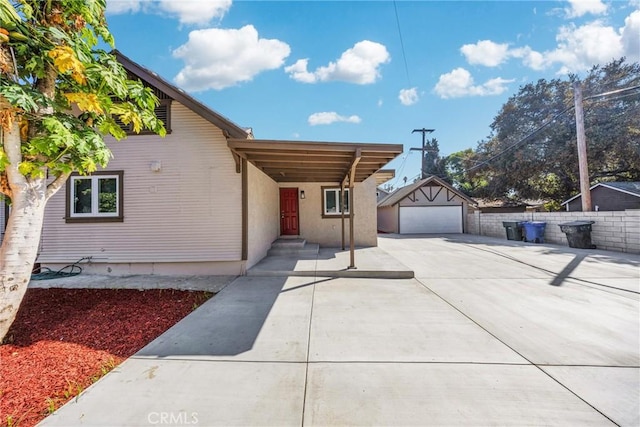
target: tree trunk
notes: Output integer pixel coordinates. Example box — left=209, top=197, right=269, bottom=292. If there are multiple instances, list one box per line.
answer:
left=0, top=121, right=47, bottom=342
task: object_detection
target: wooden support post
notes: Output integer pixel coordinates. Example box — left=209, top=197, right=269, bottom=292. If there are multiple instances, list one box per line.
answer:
left=573, top=81, right=592, bottom=211
left=349, top=183, right=355, bottom=269
left=341, top=181, right=346, bottom=251
left=347, top=149, right=361, bottom=269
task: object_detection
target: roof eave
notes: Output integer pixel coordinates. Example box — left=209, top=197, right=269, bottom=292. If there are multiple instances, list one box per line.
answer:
left=113, top=50, right=249, bottom=140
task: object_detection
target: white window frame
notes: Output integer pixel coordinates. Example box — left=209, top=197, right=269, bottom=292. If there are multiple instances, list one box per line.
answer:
left=322, top=188, right=350, bottom=216
left=69, top=174, right=120, bottom=218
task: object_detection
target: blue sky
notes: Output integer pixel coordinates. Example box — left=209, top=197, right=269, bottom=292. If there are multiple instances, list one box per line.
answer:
left=105, top=0, right=640, bottom=188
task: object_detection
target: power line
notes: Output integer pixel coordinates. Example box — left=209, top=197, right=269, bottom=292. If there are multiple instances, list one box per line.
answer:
left=465, top=104, right=575, bottom=173
left=464, top=84, right=640, bottom=173
left=393, top=0, right=411, bottom=86
left=585, top=84, right=640, bottom=100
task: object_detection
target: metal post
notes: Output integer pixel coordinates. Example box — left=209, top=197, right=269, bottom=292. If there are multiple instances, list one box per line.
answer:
left=573, top=82, right=592, bottom=211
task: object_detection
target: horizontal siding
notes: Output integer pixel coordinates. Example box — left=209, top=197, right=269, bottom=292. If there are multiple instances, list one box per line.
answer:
left=39, top=103, right=243, bottom=264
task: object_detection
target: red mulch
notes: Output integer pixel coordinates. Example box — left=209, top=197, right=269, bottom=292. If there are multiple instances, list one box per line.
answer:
left=0, top=288, right=213, bottom=427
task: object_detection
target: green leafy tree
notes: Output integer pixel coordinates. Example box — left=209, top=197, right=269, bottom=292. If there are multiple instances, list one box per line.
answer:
left=468, top=58, right=640, bottom=204
left=420, top=138, right=448, bottom=180
left=0, top=0, right=165, bottom=341
left=445, top=148, right=486, bottom=195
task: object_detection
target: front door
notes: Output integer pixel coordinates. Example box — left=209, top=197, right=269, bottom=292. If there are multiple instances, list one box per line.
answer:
left=280, top=188, right=299, bottom=235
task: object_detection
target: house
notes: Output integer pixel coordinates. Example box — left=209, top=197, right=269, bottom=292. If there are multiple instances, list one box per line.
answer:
left=36, top=51, right=402, bottom=276
left=377, top=175, right=476, bottom=234
left=561, top=182, right=640, bottom=211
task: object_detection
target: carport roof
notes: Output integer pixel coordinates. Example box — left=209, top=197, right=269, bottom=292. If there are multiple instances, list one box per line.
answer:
left=378, top=175, right=476, bottom=207
left=227, top=139, right=403, bottom=184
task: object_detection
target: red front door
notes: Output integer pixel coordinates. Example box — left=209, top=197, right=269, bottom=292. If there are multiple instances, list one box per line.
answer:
left=280, top=188, right=299, bottom=235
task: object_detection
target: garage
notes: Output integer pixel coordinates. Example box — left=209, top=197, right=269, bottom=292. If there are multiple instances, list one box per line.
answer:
left=399, top=205, right=463, bottom=234
left=377, top=176, right=476, bottom=234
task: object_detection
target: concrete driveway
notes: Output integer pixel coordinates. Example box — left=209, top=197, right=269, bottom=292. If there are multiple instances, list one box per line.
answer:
left=42, top=234, right=639, bottom=426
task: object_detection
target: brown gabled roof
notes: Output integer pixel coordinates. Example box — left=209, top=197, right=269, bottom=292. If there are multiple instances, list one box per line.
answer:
left=377, top=175, right=476, bottom=207
left=113, top=50, right=250, bottom=140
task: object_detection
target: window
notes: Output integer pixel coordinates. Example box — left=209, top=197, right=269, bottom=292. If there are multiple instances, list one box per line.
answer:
left=66, top=171, right=123, bottom=223
left=322, top=187, right=349, bottom=217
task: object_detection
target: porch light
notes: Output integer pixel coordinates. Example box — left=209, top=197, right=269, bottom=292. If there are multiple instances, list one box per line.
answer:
left=300, top=190, right=305, bottom=199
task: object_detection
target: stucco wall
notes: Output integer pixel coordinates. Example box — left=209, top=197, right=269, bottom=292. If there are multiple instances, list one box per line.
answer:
left=280, top=176, right=378, bottom=247
left=377, top=205, right=398, bottom=233
left=247, top=162, right=279, bottom=269
left=467, top=210, right=640, bottom=254
left=38, top=102, right=245, bottom=275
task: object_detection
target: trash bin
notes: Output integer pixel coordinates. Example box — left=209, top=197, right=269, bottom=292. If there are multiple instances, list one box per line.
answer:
left=502, top=221, right=524, bottom=241
left=558, top=221, right=596, bottom=249
left=522, top=221, right=547, bottom=243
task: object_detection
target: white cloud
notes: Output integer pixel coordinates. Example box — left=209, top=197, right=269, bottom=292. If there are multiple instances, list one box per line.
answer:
left=510, top=46, right=547, bottom=70
left=285, top=40, right=390, bottom=84
left=172, top=25, right=290, bottom=91
left=398, top=87, right=419, bottom=106
left=106, top=0, right=232, bottom=26
left=433, top=68, right=514, bottom=99
left=308, top=112, right=362, bottom=126
left=283, top=59, right=317, bottom=83
left=564, top=0, right=608, bottom=18
left=458, top=9, right=639, bottom=74
left=158, top=0, right=232, bottom=26
left=621, top=10, right=640, bottom=62
left=106, top=0, right=142, bottom=14
left=460, top=40, right=510, bottom=67
left=377, top=98, right=383, bottom=107
left=547, top=21, right=625, bottom=73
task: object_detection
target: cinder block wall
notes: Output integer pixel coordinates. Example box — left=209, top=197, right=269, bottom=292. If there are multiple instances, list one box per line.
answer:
left=467, top=209, right=640, bottom=254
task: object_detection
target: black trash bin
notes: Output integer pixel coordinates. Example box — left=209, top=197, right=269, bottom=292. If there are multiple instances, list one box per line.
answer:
left=558, top=221, right=596, bottom=249
left=502, top=221, right=524, bottom=241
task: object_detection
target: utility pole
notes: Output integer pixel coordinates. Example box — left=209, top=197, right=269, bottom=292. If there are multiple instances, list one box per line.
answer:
left=410, top=128, right=435, bottom=179
left=573, top=81, right=592, bottom=211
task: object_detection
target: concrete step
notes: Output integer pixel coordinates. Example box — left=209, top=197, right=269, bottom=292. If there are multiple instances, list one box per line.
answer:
left=267, top=242, right=319, bottom=257
left=270, top=238, right=306, bottom=249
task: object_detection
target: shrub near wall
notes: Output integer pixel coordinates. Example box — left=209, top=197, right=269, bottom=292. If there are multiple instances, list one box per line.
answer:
left=467, top=210, right=640, bottom=254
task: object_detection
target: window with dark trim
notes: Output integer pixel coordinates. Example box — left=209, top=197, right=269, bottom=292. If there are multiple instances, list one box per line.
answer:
left=65, top=171, right=124, bottom=223
left=322, top=187, right=349, bottom=218
left=114, top=100, right=172, bottom=134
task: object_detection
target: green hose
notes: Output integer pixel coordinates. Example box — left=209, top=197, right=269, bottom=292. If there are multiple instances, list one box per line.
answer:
left=30, top=257, right=92, bottom=280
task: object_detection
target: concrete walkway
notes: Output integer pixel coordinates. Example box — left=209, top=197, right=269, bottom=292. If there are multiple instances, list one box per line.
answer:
left=41, top=235, right=639, bottom=426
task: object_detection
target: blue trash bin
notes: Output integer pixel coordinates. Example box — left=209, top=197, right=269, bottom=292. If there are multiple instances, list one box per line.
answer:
left=522, top=221, right=547, bottom=243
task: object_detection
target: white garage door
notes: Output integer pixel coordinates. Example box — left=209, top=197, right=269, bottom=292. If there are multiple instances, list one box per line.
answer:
left=399, top=206, right=463, bottom=234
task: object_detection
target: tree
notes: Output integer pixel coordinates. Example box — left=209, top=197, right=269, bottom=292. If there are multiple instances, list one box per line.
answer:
left=468, top=58, right=640, bottom=204
left=421, top=138, right=448, bottom=180
left=0, top=0, right=165, bottom=341
left=445, top=148, right=486, bottom=195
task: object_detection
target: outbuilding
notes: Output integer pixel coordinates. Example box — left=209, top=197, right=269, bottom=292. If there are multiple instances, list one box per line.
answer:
left=377, top=176, right=476, bottom=234
left=561, top=182, right=640, bottom=211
